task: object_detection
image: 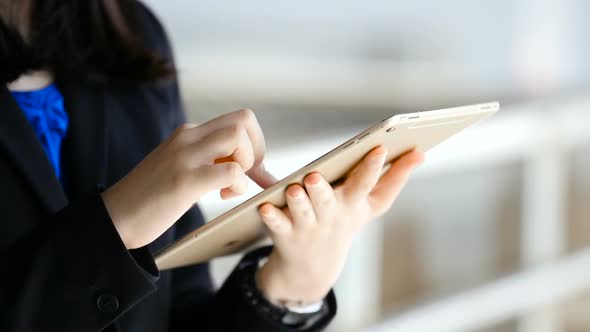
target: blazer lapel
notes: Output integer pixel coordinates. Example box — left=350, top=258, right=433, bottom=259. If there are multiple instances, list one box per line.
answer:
left=59, top=79, right=109, bottom=199
left=0, top=86, right=68, bottom=213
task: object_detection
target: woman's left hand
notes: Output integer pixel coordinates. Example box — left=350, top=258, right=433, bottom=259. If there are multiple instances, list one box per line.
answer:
left=256, top=146, right=425, bottom=305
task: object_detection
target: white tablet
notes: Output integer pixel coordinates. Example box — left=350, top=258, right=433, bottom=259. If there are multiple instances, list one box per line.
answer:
left=155, top=102, right=499, bottom=269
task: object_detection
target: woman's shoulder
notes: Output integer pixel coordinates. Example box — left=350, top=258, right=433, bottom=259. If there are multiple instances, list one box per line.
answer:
left=133, top=2, right=176, bottom=63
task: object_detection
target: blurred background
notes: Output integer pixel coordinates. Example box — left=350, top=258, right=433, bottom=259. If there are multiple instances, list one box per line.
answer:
left=144, top=1, right=590, bottom=331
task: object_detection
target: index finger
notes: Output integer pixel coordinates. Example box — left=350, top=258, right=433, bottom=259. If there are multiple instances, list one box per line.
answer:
left=202, top=108, right=266, bottom=169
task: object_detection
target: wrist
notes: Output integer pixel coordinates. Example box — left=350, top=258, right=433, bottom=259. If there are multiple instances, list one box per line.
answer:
left=100, top=188, right=137, bottom=249
left=255, top=256, right=327, bottom=306
left=238, top=248, right=330, bottom=329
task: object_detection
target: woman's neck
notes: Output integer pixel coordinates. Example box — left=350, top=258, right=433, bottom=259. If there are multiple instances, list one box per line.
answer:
left=2, top=1, right=51, bottom=91
left=1, top=0, right=33, bottom=40
left=7, top=71, right=54, bottom=92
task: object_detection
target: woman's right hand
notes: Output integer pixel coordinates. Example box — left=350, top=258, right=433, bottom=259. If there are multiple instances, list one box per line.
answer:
left=100, top=109, right=278, bottom=249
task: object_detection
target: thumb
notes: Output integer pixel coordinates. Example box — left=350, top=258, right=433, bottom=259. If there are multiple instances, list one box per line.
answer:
left=247, top=162, right=279, bottom=189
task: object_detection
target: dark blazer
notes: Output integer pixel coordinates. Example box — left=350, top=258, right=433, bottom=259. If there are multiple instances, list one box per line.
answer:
left=0, top=3, right=335, bottom=332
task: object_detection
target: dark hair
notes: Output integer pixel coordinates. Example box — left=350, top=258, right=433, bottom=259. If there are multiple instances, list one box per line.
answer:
left=0, top=0, right=174, bottom=84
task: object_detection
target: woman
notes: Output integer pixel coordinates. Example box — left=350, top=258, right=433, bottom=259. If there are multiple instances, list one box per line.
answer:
left=0, top=1, right=424, bottom=331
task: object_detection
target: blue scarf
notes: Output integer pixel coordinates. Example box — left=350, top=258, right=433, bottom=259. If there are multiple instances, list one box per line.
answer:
left=11, top=84, right=69, bottom=184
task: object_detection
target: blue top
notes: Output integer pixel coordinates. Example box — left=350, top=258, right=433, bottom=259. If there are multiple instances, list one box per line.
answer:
left=11, top=84, right=69, bottom=184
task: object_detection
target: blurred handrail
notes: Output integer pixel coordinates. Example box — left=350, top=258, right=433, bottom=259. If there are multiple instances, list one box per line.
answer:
left=364, top=96, right=590, bottom=332
left=366, top=246, right=590, bottom=332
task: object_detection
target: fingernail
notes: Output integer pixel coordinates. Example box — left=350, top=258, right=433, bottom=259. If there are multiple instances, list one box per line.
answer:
left=260, top=205, right=274, bottom=217
left=288, top=187, right=302, bottom=198
left=306, top=173, right=321, bottom=185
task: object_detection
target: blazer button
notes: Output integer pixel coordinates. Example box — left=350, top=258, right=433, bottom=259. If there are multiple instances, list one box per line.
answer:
left=97, top=294, right=119, bottom=313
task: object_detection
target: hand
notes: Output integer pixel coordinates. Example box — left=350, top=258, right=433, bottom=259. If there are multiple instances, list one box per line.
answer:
left=101, top=109, right=277, bottom=249
left=256, top=146, right=424, bottom=304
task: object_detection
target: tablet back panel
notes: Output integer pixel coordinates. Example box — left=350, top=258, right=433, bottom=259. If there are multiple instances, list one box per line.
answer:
left=155, top=102, right=499, bottom=269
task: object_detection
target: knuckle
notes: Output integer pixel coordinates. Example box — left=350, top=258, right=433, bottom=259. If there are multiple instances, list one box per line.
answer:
left=265, top=219, right=281, bottom=232
left=300, top=208, right=313, bottom=220
left=240, top=150, right=255, bottom=170
left=172, top=123, right=195, bottom=145
left=342, top=186, right=359, bottom=202
left=246, top=156, right=255, bottom=170
left=273, top=225, right=288, bottom=234
left=173, top=124, right=188, bottom=134
left=226, top=125, right=242, bottom=143
left=238, top=108, right=255, bottom=122
left=175, top=123, right=196, bottom=136
left=215, top=126, right=241, bottom=154
left=359, top=180, right=373, bottom=192
left=179, top=122, right=197, bottom=130
left=318, top=195, right=335, bottom=209
left=225, top=162, right=242, bottom=180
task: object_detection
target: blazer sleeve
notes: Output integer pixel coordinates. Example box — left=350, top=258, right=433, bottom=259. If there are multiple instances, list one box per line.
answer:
left=2, top=192, right=161, bottom=331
